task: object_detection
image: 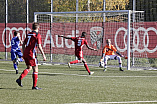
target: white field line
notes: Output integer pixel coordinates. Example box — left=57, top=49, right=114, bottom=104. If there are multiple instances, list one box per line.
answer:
left=0, top=69, right=15, bottom=71
left=0, top=69, right=157, bottom=78
left=67, top=100, right=157, bottom=104
left=1, top=69, right=157, bottom=103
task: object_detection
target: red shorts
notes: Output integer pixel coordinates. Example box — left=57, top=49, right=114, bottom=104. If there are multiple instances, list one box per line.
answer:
left=75, top=51, right=83, bottom=59
left=23, top=55, right=37, bottom=66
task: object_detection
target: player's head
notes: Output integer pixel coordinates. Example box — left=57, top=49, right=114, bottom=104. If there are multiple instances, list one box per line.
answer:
left=106, top=39, right=111, bottom=46
left=81, top=32, right=87, bottom=38
left=14, top=31, right=20, bottom=36
left=32, top=22, right=40, bottom=30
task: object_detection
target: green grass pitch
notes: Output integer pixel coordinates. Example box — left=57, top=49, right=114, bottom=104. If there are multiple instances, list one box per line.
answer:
left=0, top=61, right=157, bottom=104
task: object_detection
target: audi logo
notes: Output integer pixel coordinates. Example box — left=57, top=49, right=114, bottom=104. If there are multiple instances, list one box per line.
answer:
left=115, top=27, right=157, bottom=53
left=2, top=26, right=157, bottom=54
left=2, top=27, right=31, bottom=48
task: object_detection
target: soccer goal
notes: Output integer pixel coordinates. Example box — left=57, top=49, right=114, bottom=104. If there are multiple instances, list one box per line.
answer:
left=34, top=10, right=152, bottom=70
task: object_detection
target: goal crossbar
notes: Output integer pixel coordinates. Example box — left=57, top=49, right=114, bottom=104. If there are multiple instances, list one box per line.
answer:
left=34, top=10, right=144, bottom=15
left=34, top=10, right=151, bottom=71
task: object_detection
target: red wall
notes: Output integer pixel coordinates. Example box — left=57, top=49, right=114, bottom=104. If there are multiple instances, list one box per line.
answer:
left=0, top=22, right=157, bottom=58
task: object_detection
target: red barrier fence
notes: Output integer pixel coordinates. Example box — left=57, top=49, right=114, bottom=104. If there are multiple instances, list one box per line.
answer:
left=0, top=22, right=157, bottom=58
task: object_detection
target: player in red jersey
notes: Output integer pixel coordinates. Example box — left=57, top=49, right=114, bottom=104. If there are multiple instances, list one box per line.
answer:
left=16, top=22, right=46, bottom=90
left=59, top=32, right=97, bottom=75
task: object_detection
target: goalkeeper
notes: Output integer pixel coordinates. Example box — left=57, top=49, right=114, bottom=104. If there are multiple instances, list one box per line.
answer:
left=100, top=39, right=125, bottom=71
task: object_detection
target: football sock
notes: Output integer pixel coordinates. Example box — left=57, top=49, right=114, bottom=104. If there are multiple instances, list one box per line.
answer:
left=19, top=58, right=24, bottom=62
left=13, top=63, right=18, bottom=70
left=119, top=63, right=122, bottom=67
left=70, top=60, right=80, bottom=64
left=84, top=62, right=90, bottom=73
left=104, top=64, right=107, bottom=68
left=33, top=72, right=38, bottom=87
left=19, top=69, right=30, bottom=80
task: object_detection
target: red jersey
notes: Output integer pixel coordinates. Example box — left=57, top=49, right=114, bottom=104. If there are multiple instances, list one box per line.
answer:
left=71, top=37, right=88, bottom=52
left=23, top=31, right=42, bottom=58
left=71, top=37, right=88, bottom=58
left=102, top=45, right=117, bottom=55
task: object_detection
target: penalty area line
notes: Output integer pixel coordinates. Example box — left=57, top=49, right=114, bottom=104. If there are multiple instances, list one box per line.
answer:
left=0, top=69, right=157, bottom=78
left=67, top=100, right=157, bottom=104
left=39, top=71, right=157, bottom=78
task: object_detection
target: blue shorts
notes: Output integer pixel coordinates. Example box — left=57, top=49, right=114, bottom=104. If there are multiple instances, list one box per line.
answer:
left=11, top=50, right=23, bottom=61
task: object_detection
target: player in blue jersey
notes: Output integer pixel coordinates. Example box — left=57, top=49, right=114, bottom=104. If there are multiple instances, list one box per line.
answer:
left=11, top=31, right=23, bottom=74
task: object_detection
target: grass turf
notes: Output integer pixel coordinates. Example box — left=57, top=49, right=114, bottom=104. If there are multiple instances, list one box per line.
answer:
left=0, top=61, right=157, bottom=104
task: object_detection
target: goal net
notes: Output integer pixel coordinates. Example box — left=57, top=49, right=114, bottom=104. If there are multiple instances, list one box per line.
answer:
left=34, top=10, right=152, bottom=70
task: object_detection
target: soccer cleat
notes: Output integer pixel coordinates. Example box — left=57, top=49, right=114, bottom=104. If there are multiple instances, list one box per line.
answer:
left=68, top=63, right=71, bottom=68
left=16, top=79, right=23, bottom=87
left=103, top=68, right=107, bottom=72
left=16, top=70, right=18, bottom=74
left=32, top=86, right=42, bottom=90
left=89, top=72, right=94, bottom=75
left=119, top=67, right=124, bottom=71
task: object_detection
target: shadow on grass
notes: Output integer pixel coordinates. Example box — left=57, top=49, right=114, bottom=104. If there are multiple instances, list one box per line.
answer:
left=0, top=73, right=17, bottom=75
left=0, top=87, right=32, bottom=90
left=0, top=88, right=17, bottom=90
left=39, top=72, right=89, bottom=76
left=39, top=73, right=60, bottom=76
left=64, top=69, right=87, bottom=71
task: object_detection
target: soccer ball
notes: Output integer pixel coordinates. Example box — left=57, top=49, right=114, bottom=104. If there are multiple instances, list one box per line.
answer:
left=99, top=59, right=104, bottom=68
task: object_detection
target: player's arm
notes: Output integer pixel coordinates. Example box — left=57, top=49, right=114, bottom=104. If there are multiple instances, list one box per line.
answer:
left=38, top=44, right=46, bottom=61
left=112, top=45, right=123, bottom=57
left=116, top=51, right=123, bottom=57
left=116, top=51, right=128, bottom=59
left=17, top=33, right=23, bottom=44
left=58, top=35, right=72, bottom=40
left=86, top=44, right=98, bottom=51
left=101, top=47, right=106, bottom=59
left=99, top=47, right=105, bottom=67
left=101, top=53, right=105, bottom=59
left=112, top=45, right=127, bottom=59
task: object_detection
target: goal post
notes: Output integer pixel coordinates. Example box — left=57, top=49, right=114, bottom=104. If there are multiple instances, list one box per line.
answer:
left=34, top=10, right=151, bottom=70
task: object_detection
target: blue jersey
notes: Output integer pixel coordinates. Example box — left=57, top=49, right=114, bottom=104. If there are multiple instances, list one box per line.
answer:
left=11, top=36, right=21, bottom=52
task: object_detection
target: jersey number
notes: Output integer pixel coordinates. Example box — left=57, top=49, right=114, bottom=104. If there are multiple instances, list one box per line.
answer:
left=11, top=40, right=15, bottom=46
left=77, top=39, right=82, bottom=46
left=26, top=36, right=31, bottom=46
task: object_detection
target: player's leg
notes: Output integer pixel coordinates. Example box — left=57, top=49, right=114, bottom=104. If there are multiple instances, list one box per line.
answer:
left=82, top=58, right=94, bottom=75
left=11, top=52, right=18, bottom=74
left=32, top=58, right=41, bottom=90
left=16, top=56, right=32, bottom=87
left=68, top=52, right=81, bottom=68
left=103, top=55, right=110, bottom=71
left=32, top=66, right=41, bottom=90
left=69, top=59, right=81, bottom=64
left=68, top=58, right=81, bottom=68
left=115, top=56, right=123, bottom=71
left=69, top=52, right=82, bottom=64
left=13, top=59, right=18, bottom=71
left=17, top=50, right=24, bottom=62
left=19, top=56, right=33, bottom=80
left=16, top=50, right=24, bottom=66
left=16, top=65, right=31, bottom=87
left=20, top=65, right=32, bottom=80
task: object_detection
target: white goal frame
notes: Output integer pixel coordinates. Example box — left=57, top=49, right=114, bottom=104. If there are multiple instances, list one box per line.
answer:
left=34, top=10, right=146, bottom=70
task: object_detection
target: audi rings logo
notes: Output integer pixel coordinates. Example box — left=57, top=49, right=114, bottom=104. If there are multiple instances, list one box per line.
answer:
left=2, top=27, right=31, bottom=48
left=115, top=27, right=157, bottom=53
